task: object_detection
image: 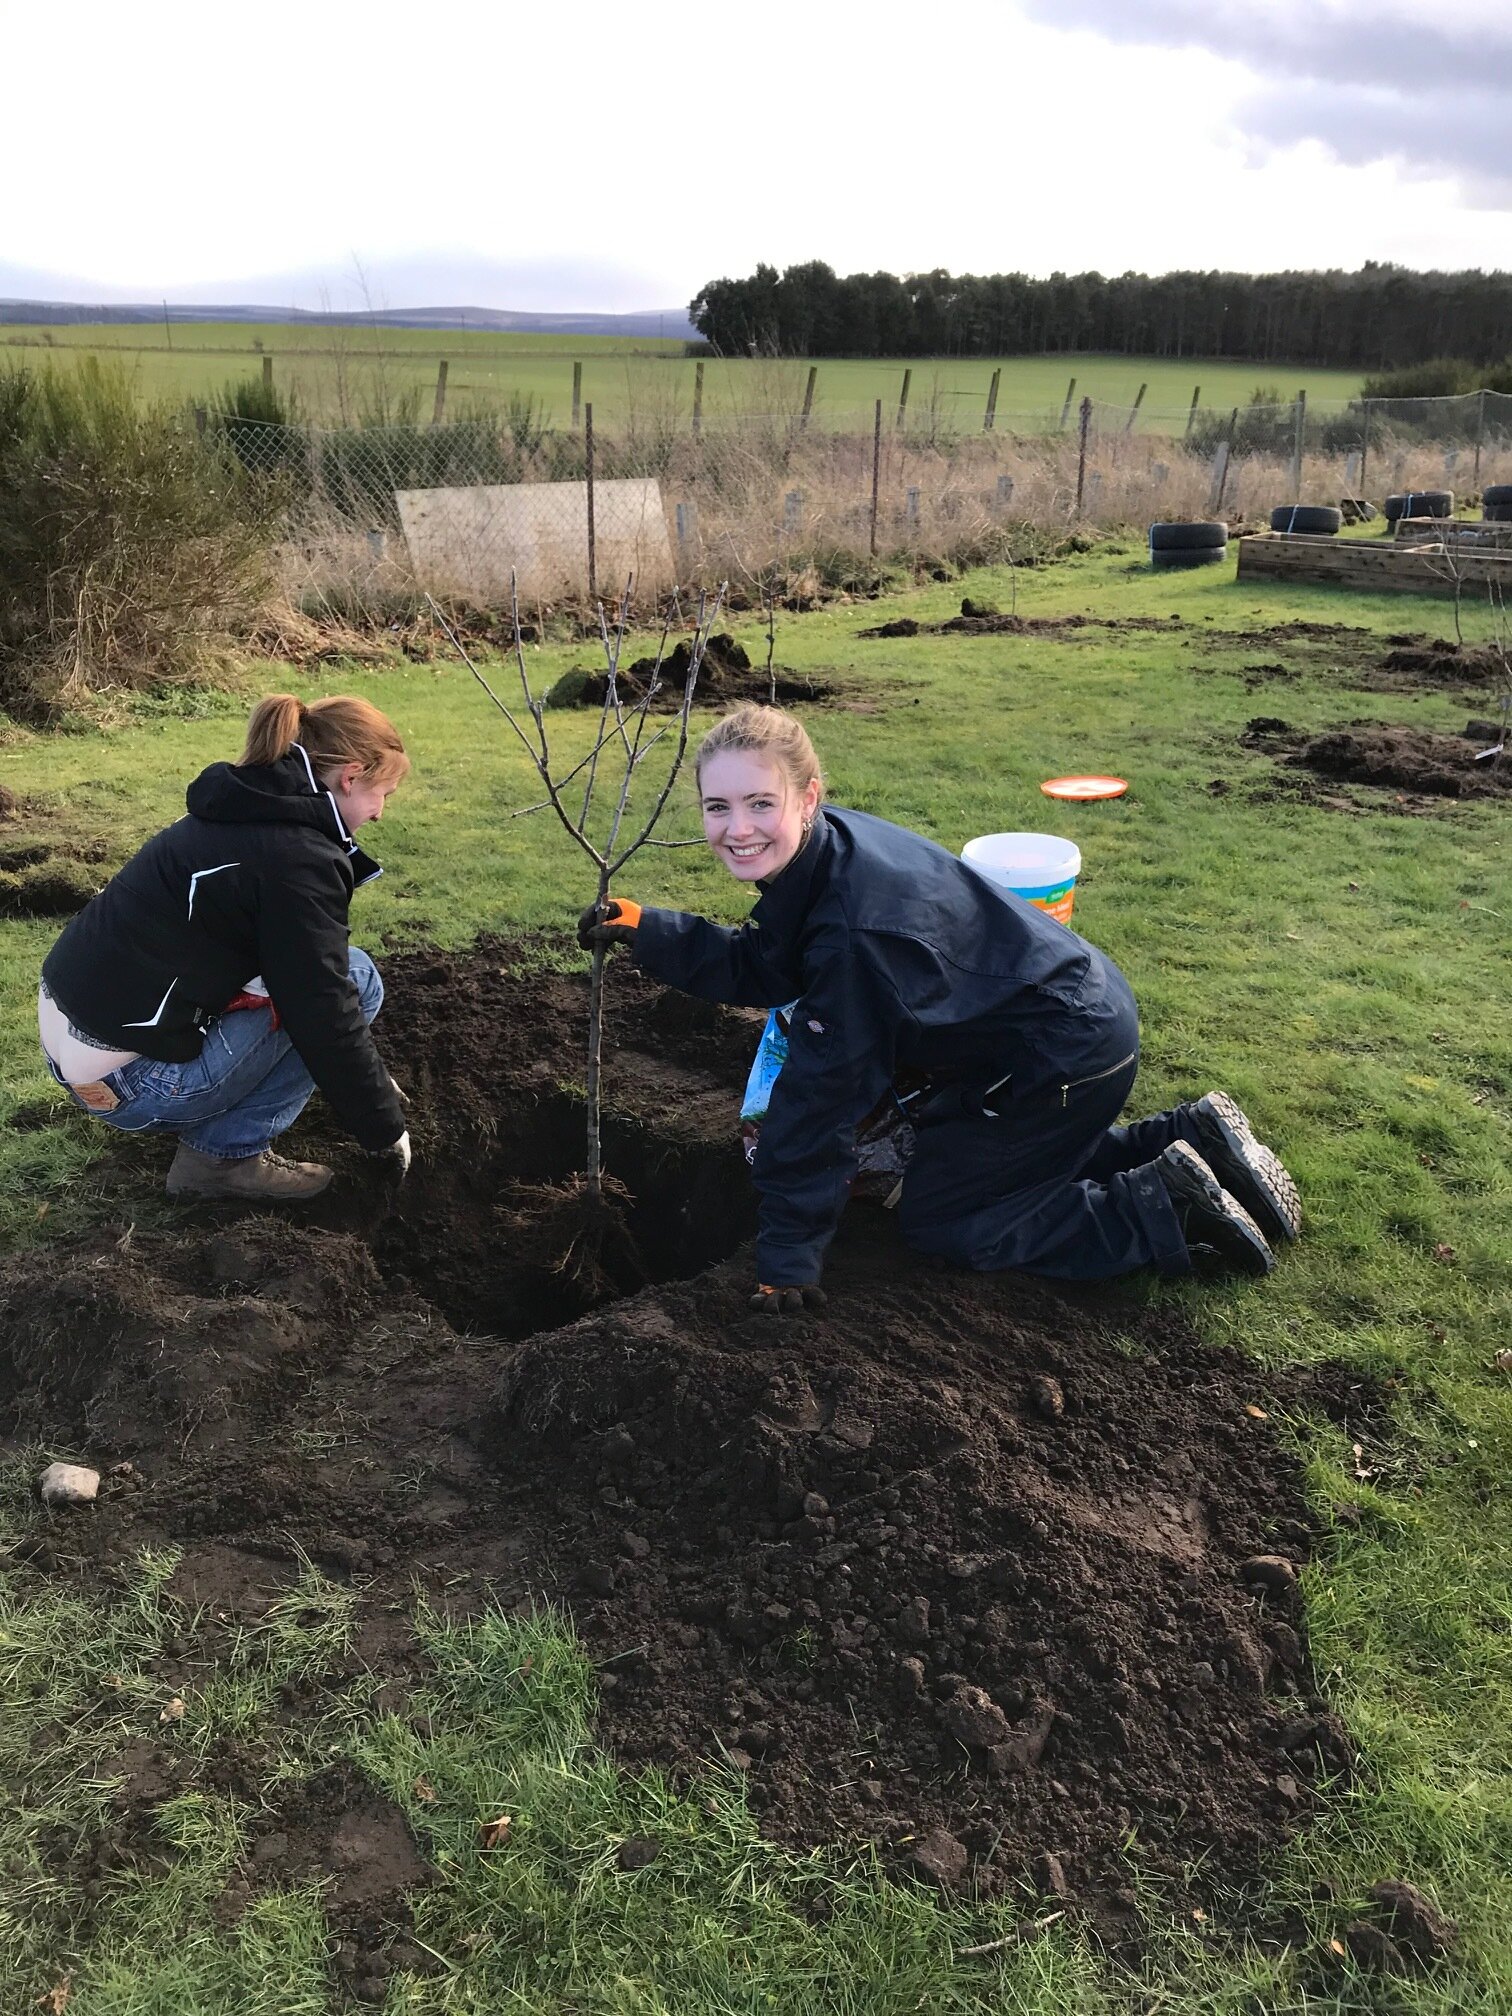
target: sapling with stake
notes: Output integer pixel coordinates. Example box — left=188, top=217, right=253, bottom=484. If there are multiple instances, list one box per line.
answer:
left=425, top=578, right=726, bottom=1281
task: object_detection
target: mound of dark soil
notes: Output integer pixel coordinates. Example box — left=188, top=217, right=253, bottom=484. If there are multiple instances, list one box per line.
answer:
left=573, top=635, right=830, bottom=709
left=1296, top=725, right=1512, bottom=798
left=0, top=940, right=1380, bottom=1928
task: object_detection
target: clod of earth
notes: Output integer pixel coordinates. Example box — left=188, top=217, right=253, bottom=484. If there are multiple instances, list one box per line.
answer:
left=1296, top=725, right=1512, bottom=799
left=568, top=634, right=830, bottom=710
left=0, top=941, right=1382, bottom=1923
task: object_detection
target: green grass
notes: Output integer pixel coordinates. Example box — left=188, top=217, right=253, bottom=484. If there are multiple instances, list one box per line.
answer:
left=2, top=542, right=1511, bottom=2011
left=0, top=327, right=1365, bottom=434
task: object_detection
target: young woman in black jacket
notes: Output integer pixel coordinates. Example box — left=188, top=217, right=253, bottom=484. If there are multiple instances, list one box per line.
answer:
left=38, top=694, right=412, bottom=1200
left=581, top=703, right=1301, bottom=1310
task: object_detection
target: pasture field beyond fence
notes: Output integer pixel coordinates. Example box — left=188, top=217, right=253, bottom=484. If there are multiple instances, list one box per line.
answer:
left=1, top=546, right=1510, bottom=2014
left=0, top=324, right=1365, bottom=432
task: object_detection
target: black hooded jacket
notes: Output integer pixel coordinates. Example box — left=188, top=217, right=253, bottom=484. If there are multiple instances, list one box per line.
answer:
left=631, top=806, right=1137, bottom=1283
left=42, top=746, right=405, bottom=1152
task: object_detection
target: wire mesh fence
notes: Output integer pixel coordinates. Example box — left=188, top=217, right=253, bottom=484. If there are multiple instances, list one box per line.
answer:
left=196, top=388, right=1512, bottom=616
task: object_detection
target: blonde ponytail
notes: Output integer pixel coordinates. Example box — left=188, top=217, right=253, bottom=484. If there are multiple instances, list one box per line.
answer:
left=240, top=694, right=305, bottom=767
left=239, top=694, right=410, bottom=787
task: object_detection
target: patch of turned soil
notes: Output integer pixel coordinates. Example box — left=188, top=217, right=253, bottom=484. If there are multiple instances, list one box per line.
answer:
left=0, top=941, right=1381, bottom=1931
left=1229, top=716, right=1511, bottom=812
left=0, top=833, right=112, bottom=918
left=860, top=608, right=1186, bottom=640
left=570, top=634, right=832, bottom=709
left=1354, top=633, right=1511, bottom=695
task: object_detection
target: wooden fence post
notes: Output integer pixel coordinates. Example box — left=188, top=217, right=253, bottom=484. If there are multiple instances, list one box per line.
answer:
left=1075, top=396, right=1091, bottom=514
left=193, top=404, right=207, bottom=437
left=896, top=368, right=911, bottom=433
left=572, top=361, right=582, bottom=429
left=585, top=402, right=597, bottom=604
left=800, top=365, right=817, bottom=432
left=432, top=360, right=449, bottom=427
left=1359, top=398, right=1371, bottom=497
left=692, top=359, right=704, bottom=439
left=1290, top=390, right=1306, bottom=500
left=1475, top=387, right=1487, bottom=487
left=983, top=368, right=1001, bottom=433
left=262, top=355, right=273, bottom=394
left=1124, top=382, right=1147, bottom=434
left=1209, top=442, right=1232, bottom=516
left=1185, top=384, right=1201, bottom=437
left=1059, top=376, right=1077, bottom=430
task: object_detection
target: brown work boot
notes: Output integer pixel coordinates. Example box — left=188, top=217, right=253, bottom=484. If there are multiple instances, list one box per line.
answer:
left=166, top=1143, right=333, bottom=1202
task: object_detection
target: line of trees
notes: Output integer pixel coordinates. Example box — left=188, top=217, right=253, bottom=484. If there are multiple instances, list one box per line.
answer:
left=689, top=262, right=1512, bottom=369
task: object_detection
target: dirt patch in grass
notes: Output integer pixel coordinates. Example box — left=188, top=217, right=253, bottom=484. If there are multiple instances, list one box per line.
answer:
left=1239, top=717, right=1511, bottom=801
left=859, top=610, right=1186, bottom=640
left=0, top=831, right=114, bottom=917
left=565, top=634, right=833, bottom=710
left=0, top=944, right=1378, bottom=1932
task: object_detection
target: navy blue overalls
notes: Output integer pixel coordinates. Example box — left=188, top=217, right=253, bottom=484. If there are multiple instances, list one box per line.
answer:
left=632, top=807, right=1202, bottom=1286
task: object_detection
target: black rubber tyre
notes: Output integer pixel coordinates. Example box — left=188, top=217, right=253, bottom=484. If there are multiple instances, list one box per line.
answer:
left=1484, top=501, right=1512, bottom=522
left=1384, top=489, right=1453, bottom=523
left=1150, top=543, right=1228, bottom=571
left=1269, top=505, right=1342, bottom=535
left=1149, top=520, right=1228, bottom=552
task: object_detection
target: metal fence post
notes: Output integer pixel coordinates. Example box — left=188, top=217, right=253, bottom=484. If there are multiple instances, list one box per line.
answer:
left=869, top=399, right=883, bottom=556
left=585, top=402, right=597, bottom=604
left=1075, top=396, right=1091, bottom=514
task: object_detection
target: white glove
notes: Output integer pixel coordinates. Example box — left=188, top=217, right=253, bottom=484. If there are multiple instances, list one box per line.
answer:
left=372, top=1129, right=411, bottom=1178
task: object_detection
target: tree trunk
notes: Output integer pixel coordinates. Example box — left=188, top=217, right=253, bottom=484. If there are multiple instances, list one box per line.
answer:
left=585, top=868, right=610, bottom=1199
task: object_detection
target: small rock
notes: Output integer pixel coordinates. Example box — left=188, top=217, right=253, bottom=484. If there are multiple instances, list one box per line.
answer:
left=1275, top=1773, right=1302, bottom=1804
left=39, top=1462, right=100, bottom=1509
left=909, top=1827, right=967, bottom=1887
left=725, top=1747, right=753, bottom=1772
left=802, top=1492, right=829, bottom=1517
left=1266, top=1622, right=1305, bottom=1670
left=939, top=1684, right=1011, bottom=1751
left=985, top=1700, right=1057, bottom=1776
left=619, top=1531, right=651, bottom=1560
left=617, top=1836, right=660, bottom=1871
left=1031, top=1374, right=1065, bottom=1421
left=1241, top=1554, right=1299, bottom=1595
left=1368, top=1878, right=1458, bottom=1963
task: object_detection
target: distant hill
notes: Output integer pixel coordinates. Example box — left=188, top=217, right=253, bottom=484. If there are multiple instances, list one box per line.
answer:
left=0, top=300, right=698, bottom=340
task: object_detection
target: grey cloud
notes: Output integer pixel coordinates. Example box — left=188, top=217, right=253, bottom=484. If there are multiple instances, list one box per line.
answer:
left=1018, top=0, right=1512, bottom=201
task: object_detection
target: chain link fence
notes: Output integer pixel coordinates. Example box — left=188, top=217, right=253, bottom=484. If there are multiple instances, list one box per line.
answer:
left=200, top=389, right=1512, bottom=617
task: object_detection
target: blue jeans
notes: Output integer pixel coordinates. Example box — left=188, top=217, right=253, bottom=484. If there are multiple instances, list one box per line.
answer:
left=42, top=949, right=384, bottom=1162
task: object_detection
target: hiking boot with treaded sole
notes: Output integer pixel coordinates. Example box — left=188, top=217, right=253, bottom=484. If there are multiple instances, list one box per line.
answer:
left=1155, top=1141, right=1275, bottom=1276
left=166, top=1143, right=333, bottom=1202
left=1186, top=1090, right=1302, bottom=1245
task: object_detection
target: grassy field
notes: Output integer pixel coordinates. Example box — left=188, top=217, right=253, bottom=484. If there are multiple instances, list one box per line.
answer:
left=0, top=325, right=1366, bottom=434
left=2, top=546, right=1510, bottom=2012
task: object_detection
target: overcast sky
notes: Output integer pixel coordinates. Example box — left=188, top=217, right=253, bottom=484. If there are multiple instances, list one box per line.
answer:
left=5, top=0, right=1511, bottom=311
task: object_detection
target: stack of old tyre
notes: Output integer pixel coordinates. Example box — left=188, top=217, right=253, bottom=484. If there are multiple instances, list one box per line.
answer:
left=1269, top=505, right=1343, bottom=535
left=1148, top=520, right=1228, bottom=570
left=1383, top=489, right=1453, bottom=527
left=1483, top=485, right=1512, bottom=522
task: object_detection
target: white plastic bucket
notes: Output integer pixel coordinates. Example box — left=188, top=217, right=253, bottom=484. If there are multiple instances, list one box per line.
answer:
left=961, top=831, right=1081, bottom=924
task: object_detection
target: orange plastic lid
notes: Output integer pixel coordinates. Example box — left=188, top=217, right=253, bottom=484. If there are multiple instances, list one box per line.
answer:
left=1041, top=775, right=1129, bottom=801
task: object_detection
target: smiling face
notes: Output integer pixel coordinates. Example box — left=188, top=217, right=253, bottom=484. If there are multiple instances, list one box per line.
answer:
left=699, top=749, right=820, bottom=883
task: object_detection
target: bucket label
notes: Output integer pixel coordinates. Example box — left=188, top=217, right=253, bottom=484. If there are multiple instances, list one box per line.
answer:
left=1015, top=879, right=1077, bottom=925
